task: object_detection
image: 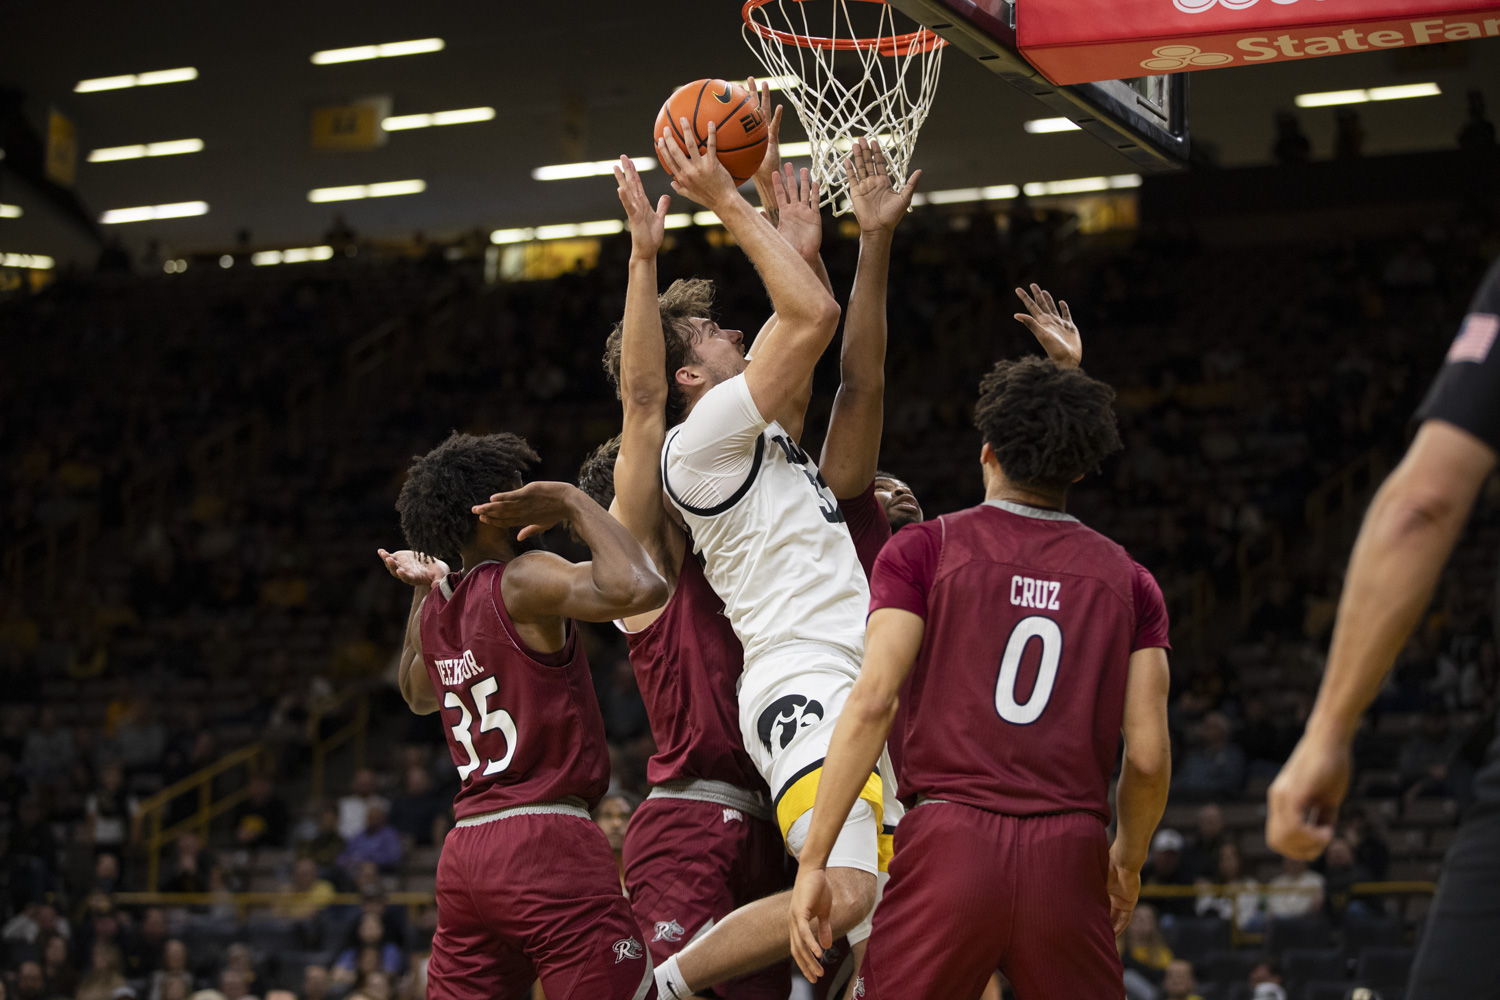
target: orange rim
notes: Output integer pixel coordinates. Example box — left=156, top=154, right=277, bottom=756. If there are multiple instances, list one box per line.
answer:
left=742, top=0, right=946, bottom=57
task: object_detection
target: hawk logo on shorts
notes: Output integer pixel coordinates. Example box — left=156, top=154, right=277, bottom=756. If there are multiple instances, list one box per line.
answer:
left=612, top=937, right=643, bottom=963
left=652, top=920, right=685, bottom=943
left=757, top=694, right=824, bottom=754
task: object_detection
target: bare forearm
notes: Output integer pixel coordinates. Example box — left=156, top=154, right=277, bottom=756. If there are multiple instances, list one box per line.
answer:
left=1113, top=755, right=1170, bottom=871
left=799, top=687, right=894, bottom=870
left=715, top=195, right=835, bottom=326
left=620, top=256, right=666, bottom=405
left=840, top=231, right=891, bottom=391
left=567, top=490, right=668, bottom=610
left=399, top=587, right=438, bottom=714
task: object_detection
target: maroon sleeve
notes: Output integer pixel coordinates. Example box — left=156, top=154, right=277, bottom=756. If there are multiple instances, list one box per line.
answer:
left=838, top=481, right=893, bottom=581
left=869, top=519, right=942, bottom=619
left=1130, top=561, right=1172, bottom=652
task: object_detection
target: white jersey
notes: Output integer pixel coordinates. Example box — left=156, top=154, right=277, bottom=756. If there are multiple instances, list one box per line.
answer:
left=661, top=374, right=869, bottom=669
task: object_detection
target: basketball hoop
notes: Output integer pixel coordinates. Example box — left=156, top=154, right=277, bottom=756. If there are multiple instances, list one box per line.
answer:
left=742, top=0, right=944, bottom=214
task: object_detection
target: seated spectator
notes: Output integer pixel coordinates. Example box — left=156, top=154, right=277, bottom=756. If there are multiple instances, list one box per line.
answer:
left=1194, top=842, right=1265, bottom=931
left=1120, top=904, right=1174, bottom=999
left=39, top=933, right=76, bottom=998
left=1266, top=856, right=1325, bottom=919
left=116, top=703, right=167, bottom=779
left=93, top=852, right=123, bottom=895
left=160, top=980, right=190, bottom=1000
left=301, top=966, right=331, bottom=1000
left=1141, top=830, right=1196, bottom=919
left=338, top=800, right=402, bottom=873
left=2, top=901, right=70, bottom=949
left=21, top=708, right=74, bottom=786
left=1172, top=713, right=1247, bottom=801
left=388, top=766, right=445, bottom=848
left=592, top=792, right=638, bottom=887
left=121, top=907, right=170, bottom=978
left=1163, top=959, right=1204, bottom=1000
left=338, top=770, right=379, bottom=840
left=231, top=777, right=289, bottom=850
left=219, top=970, right=255, bottom=1000
left=160, top=831, right=208, bottom=893
left=298, top=806, right=345, bottom=871
left=1339, top=807, right=1390, bottom=880
left=1248, top=956, right=1287, bottom=1000
left=76, top=943, right=126, bottom=1000
left=278, top=857, right=337, bottom=921
left=1320, top=837, right=1371, bottom=924
left=13, top=961, right=44, bottom=1000
left=333, top=914, right=404, bottom=981
left=147, top=941, right=192, bottom=1000
left=1184, top=803, right=1228, bottom=879
left=355, top=971, right=391, bottom=1000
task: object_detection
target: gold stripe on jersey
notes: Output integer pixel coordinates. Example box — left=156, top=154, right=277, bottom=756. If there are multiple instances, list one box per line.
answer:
left=775, top=765, right=885, bottom=841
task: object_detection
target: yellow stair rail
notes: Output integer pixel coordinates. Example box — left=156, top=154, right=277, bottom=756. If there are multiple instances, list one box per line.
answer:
left=308, top=684, right=371, bottom=802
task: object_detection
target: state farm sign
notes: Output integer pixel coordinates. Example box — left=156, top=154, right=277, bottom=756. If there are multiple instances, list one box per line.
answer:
left=1016, top=0, right=1500, bottom=84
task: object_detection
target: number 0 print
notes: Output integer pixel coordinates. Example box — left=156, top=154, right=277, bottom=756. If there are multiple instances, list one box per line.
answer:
left=445, top=679, right=518, bottom=781
left=995, top=616, right=1062, bottom=725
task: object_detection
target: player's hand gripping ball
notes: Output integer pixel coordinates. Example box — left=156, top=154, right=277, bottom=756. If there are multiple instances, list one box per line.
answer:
left=654, top=78, right=768, bottom=184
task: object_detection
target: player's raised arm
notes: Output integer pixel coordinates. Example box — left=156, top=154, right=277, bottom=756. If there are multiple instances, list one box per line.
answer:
left=1110, top=644, right=1172, bottom=933
left=475, top=482, right=668, bottom=623
left=1267, top=419, right=1495, bottom=858
left=609, top=156, right=675, bottom=562
left=658, top=119, right=840, bottom=426
left=818, top=139, right=919, bottom=499
left=377, top=548, right=448, bottom=715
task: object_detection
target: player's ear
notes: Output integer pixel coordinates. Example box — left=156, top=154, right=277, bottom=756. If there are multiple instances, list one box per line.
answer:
left=980, top=441, right=999, bottom=469
left=675, top=365, right=700, bottom=389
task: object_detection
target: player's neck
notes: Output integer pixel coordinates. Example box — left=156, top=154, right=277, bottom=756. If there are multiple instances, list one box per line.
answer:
left=460, top=538, right=517, bottom=574
left=983, top=470, right=1066, bottom=512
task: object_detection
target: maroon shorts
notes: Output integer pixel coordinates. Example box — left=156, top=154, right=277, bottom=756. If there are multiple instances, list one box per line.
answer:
left=429, top=809, right=655, bottom=1000
left=623, top=794, right=790, bottom=1000
left=857, top=803, right=1120, bottom=1000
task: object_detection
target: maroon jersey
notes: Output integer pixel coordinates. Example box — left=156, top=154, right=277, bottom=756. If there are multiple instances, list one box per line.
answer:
left=419, top=560, right=610, bottom=819
left=869, top=500, right=1170, bottom=821
left=623, top=548, right=764, bottom=790
left=839, top=482, right=892, bottom=581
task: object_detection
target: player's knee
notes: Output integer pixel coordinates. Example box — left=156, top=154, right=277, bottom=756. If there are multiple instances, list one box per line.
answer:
left=826, top=867, right=877, bottom=936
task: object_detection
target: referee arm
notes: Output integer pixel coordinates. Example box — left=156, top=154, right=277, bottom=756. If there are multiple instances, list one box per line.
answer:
left=1267, top=419, right=1495, bottom=859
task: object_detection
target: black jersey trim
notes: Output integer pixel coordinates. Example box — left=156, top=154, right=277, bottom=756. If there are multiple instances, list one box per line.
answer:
left=771, top=757, right=880, bottom=808
left=662, top=429, right=765, bottom=517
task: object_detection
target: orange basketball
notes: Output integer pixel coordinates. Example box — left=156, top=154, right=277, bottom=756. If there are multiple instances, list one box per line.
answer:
left=654, top=79, right=768, bottom=185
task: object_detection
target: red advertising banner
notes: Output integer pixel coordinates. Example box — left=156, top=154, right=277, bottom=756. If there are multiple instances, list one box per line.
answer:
left=1016, top=0, right=1500, bottom=84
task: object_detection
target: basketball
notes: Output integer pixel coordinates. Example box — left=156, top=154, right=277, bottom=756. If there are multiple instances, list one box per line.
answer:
left=654, top=78, right=768, bottom=184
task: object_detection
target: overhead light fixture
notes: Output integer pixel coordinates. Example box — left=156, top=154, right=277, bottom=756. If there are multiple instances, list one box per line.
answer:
left=311, top=38, right=445, bottom=65
left=531, top=157, right=656, bottom=181
left=0, top=204, right=21, bottom=218
left=219, top=255, right=234, bottom=269
left=99, top=201, right=209, bottom=224
left=163, top=259, right=188, bottom=273
left=1025, top=118, right=1081, bottom=134
left=382, top=107, right=496, bottom=130
left=75, top=67, right=198, bottom=93
left=1, top=253, right=54, bottom=270
left=252, top=245, right=335, bottom=266
left=88, top=138, right=204, bottom=163
left=664, top=214, right=693, bottom=229
left=1295, top=82, right=1440, bottom=107
left=307, top=179, right=426, bottom=202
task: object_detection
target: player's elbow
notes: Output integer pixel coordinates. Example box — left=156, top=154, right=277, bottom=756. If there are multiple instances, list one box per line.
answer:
left=849, top=684, right=898, bottom=730
left=610, top=566, right=670, bottom=618
left=1380, top=483, right=1462, bottom=543
left=813, top=294, right=842, bottom=332
left=622, top=381, right=669, bottom=412
left=1123, top=740, right=1172, bottom=786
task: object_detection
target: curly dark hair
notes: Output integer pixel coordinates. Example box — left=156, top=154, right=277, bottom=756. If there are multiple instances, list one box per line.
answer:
left=395, top=431, right=539, bottom=562
left=973, top=358, right=1121, bottom=495
left=577, top=434, right=621, bottom=510
left=602, top=278, right=715, bottom=427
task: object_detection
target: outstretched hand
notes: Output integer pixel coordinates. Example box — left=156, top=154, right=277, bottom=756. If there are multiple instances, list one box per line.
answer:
left=1014, top=283, right=1083, bottom=368
left=472, top=481, right=583, bottom=541
left=377, top=549, right=449, bottom=588
left=614, top=155, right=669, bottom=259
left=773, top=163, right=821, bottom=260
left=845, top=138, right=920, bottom=235
left=657, top=119, right=739, bottom=210
left=789, top=865, right=835, bottom=982
left=748, top=76, right=786, bottom=225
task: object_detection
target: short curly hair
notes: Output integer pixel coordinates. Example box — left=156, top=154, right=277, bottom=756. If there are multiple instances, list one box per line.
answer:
left=973, top=358, right=1121, bottom=495
left=577, top=434, right=621, bottom=511
left=396, top=431, right=539, bottom=562
left=602, top=278, right=716, bottom=427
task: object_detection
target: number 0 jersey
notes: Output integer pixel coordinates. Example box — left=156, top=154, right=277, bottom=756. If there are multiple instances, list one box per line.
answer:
left=419, top=560, right=610, bottom=819
left=663, top=374, right=869, bottom=668
left=869, top=500, right=1171, bottom=822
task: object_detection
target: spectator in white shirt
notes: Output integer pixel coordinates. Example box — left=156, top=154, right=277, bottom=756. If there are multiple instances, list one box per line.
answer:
left=1266, top=856, right=1325, bottom=919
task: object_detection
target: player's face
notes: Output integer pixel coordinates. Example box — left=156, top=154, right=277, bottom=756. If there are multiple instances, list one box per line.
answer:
left=875, top=475, right=923, bottom=528
left=686, top=317, right=747, bottom=385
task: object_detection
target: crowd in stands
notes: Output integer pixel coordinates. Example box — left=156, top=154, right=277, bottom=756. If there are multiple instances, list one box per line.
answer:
left=1, top=165, right=1497, bottom=1000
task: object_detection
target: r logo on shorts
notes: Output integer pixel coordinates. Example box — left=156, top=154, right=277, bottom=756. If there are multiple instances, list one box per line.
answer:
left=612, top=937, right=643, bottom=963
left=757, top=694, right=824, bottom=754
left=652, top=920, right=685, bottom=943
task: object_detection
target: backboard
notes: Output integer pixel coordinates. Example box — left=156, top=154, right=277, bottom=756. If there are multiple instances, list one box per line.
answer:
left=887, top=0, right=1192, bottom=170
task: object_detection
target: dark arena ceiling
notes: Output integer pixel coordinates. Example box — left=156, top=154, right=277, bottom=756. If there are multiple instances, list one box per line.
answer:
left=2, top=1, right=1498, bottom=267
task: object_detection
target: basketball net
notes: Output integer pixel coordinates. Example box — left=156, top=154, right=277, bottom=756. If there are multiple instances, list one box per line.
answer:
left=742, top=0, right=944, bottom=215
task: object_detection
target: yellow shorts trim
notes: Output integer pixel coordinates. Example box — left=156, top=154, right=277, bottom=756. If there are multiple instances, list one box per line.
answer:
left=775, top=764, right=885, bottom=840
left=878, top=830, right=895, bottom=873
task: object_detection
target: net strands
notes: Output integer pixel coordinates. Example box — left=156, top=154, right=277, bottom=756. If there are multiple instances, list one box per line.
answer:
left=743, top=0, right=944, bottom=214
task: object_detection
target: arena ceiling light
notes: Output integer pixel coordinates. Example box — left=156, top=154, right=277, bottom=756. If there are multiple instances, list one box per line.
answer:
left=1, top=253, right=54, bottom=270
left=311, top=38, right=445, bottom=64
left=0, top=204, right=21, bottom=218
left=251, top=246, right=335, bottom=266
left=531, top=157, right=656, bottom=181
left=1295, top=82, right=1441, bottom=108
left=307, top=179, right=426, bottom=202
left=88, top=139, right=204, bottom=163
left=74, top=67, right=198, bottom=93
left=1024, top=118, right=1082, bottom=134
left=99, top=201, right=209, bottom=224
left=382, top=107, right=496, bottom=130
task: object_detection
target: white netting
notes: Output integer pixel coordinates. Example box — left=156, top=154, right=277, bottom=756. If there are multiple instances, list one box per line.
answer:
left=742, top=0, right=944, bottom=214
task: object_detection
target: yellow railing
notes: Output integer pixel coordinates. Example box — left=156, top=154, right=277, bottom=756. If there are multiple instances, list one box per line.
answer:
left=111, top=892, right=434, bottom=922
left=1, top=506, right=99, bottom=601
left=139, top=743, right=270, bottom=891
left=308, top=685, right=371, bottom=802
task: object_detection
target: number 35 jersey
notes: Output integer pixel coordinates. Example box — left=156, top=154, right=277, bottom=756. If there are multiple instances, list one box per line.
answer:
left=419, top=561, right=610, bottom=820
left=663, top=374, right=869, bottom=670
left=869, top=501, right=1171, bottom=822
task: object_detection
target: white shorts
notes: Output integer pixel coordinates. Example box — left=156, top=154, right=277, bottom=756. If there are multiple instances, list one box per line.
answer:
left=739, top=642, right=900, bottom=877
